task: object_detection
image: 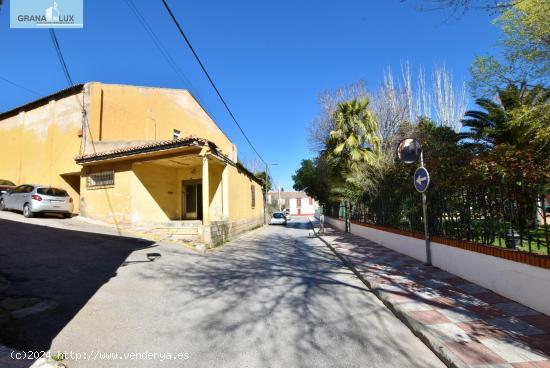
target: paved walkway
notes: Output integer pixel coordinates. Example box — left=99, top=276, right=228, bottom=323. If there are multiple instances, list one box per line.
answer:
left=312, top=219, right=550, bottom=368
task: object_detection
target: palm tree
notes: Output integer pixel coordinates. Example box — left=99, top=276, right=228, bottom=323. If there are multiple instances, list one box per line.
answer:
left=325, top=98, right=381, bottom=231
left=326, top=98, right=381, bottom=170
left=461, top=84, right=550, bottom=229
left=460, top=84, right=549, bottom=149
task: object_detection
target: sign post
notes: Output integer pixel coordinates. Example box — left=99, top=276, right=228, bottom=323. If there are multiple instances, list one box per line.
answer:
left=398, top=138, right=432, bottom=266
left=414, top=153, right=431, bottom=265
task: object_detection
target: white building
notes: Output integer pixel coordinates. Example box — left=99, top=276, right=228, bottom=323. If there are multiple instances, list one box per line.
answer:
left=267, top=191, right=319, bottom=216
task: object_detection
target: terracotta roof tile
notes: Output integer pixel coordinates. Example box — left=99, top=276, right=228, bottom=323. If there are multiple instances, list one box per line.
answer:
left=75, top=136, right=216, bottom=163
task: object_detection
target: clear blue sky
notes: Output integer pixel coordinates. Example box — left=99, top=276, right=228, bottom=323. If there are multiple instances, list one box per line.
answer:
left=0, top=0, right=501, bottom=191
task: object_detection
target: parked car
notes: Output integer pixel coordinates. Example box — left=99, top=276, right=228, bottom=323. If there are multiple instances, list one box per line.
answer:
left=0, top=179, right=16, bottom=195
left=0, top=185, right=73, bottom=218
left=269, top=212, right=287, bottom=225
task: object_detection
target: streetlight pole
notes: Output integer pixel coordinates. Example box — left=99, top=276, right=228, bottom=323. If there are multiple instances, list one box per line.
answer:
left=264, top=163, right=278, bottom=225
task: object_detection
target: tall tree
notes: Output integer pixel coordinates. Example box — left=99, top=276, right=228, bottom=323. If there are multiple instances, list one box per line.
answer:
left=470, top=0, right=550, bottom=94
left=461, top=84, right=549, bottom=149
left=308, top=81, right=369, bottom=153
left=326, top=98, right=381, bottom=170
left=325, top=98, right=381, bottom=231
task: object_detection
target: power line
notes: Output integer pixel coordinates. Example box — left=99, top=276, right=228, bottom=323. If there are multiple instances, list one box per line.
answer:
left=0, top=76, right=42, bottom=96
left=160, top=0, right=267, bottom=166
left=49, top=29, right=75, bottom=87
left=122, top=0, right=199, bottom=94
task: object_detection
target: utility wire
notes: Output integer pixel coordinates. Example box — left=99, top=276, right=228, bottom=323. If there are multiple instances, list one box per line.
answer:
left=122, top=0, right=199, bottom=95
left=49, top=29, right=75, bottom=87
left=0, top=76, right=42, bottom=96
left=160, top=0, right=267, bottom=166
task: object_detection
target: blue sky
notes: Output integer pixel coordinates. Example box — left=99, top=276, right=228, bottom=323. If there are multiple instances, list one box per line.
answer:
left=0, top=0, right=501, bottom=190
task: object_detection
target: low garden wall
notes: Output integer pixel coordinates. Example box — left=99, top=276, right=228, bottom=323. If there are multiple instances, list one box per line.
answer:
left=324, top=216, right=550, bottom=316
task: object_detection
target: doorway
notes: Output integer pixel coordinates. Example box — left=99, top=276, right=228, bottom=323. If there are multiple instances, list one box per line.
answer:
left=182, top=180, right=203, bottom=220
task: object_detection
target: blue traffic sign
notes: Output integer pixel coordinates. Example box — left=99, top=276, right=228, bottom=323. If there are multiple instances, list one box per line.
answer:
left=414, top=167, right=430, bottom=193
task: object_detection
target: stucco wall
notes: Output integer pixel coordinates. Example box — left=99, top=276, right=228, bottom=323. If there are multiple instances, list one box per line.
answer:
left=80, top=162, right=133, bottom=224
left=132, top=163, right=179, bottom=223
left=86, top=83, right=237, bottom=161
left=228, top=165, right=264, bottom=222
left=0, top=94, right=83, bottom=212
left=324, top=217, right=550, bottom=316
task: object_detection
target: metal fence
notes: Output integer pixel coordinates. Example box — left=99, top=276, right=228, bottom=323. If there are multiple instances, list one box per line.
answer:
left=328, top=184, right=550, bottom=256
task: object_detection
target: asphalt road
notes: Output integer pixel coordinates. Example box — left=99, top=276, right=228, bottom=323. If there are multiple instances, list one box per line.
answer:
left=1, top=213, right=445, bottom=367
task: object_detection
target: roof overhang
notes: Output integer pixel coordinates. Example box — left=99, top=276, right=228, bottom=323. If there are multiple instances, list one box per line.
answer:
left=75, top=136, right=263, bottom=185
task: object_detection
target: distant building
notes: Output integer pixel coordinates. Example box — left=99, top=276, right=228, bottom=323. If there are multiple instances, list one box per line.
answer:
left=267, top=191, right=318, bottom=216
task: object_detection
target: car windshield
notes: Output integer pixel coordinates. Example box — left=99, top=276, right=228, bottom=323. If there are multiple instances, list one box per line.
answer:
left=37, top=188, right=69, bottom=197
left=0, top=180, right=15, bottom=186
left=273, top=213, right=285, bottom=219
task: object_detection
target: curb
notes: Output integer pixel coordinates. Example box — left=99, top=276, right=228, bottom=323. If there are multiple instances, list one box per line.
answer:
left=308, top=218, right=463, bottom=368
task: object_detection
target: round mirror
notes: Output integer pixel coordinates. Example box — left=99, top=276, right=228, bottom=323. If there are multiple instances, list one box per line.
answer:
left=397, top=138, right=422, bottom=164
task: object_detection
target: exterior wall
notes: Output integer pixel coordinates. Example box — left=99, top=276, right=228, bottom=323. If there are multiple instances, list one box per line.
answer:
left=288, top=198, right=317, bottom=215
left=205, top=164, right=264, bottom=245
left=131, top=163, right=180, bottom=223
left=81, top=161, right=210, bottom=225
left=79, top=162, right=133, bottom=225
left=0, top=93, right=83, bottom=212
left=324, top=217, right=550, bottom=316
left=86, top=83, right=237, bottom=161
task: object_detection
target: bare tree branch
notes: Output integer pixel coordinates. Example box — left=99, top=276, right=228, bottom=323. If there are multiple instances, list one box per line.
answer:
left=308, top=81, right=369, bottom=153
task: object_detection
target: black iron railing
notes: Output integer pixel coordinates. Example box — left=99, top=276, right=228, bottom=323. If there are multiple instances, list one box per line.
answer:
left=327, top=184, right=550, bottom=256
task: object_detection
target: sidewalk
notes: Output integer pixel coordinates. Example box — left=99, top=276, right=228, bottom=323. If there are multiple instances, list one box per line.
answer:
left=311, top=219, right=550, bottom=368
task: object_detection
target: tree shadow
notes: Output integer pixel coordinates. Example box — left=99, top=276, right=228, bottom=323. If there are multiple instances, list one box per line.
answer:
left=323, top=225, right=550, bottom=362
left=0, top=218, right=155, bottom=355
left=135, top=220, right=444, bottom=367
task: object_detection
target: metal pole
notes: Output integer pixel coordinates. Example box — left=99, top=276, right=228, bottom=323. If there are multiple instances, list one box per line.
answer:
left=420, top=151, right=432, bottom=265
left=264, top=163, right=268, bottom=225
left=278, top=186, right=281, bottom=212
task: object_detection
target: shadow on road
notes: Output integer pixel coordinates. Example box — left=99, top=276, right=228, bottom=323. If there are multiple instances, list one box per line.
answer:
left=0, top=218, right=155, bottom=352
left=142, top=219, right=441, bottom=368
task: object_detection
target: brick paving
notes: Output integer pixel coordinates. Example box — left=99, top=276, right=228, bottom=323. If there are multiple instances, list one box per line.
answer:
left=312, top=221, right=550, bottom=368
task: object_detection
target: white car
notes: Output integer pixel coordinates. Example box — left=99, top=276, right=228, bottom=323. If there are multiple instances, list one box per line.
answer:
left=269, top=212, right=287, bottom=225
left=0, top=185, right=74, bottom=218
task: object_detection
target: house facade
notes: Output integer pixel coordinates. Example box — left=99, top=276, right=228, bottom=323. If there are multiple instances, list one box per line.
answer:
left=0, top=82, right=264, bottom=245
left=267, top=191, right=318, bottom=216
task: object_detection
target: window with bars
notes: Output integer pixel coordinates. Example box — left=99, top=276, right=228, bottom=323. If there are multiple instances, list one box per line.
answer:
left=87, top=171, right=115, bottom=189
left=251, top=185, right=256, bottom=208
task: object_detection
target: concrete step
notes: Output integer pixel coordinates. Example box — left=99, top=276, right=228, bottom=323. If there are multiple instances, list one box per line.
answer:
left=146, top=228, right=199, bottom=236
left=154, top=220, right=202, bottom=228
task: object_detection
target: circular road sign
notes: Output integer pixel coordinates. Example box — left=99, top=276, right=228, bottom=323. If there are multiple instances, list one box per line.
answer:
left=397, top=138, right=422, bottom=164
left=414, top=167, right=430, bottom=193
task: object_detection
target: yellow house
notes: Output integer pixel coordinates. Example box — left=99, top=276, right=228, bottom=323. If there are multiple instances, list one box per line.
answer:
left=0, top=82, right=265, bottom=245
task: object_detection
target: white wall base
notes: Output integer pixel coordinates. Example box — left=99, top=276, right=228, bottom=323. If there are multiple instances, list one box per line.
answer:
left=324, top=217, right=550, bottom=316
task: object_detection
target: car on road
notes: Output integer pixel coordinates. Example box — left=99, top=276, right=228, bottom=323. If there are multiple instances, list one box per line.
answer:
left=0, top=179, right=16, bottom=195
left=269, top=212, right=287, bottom=225
left=0, top=185, right=73, bottom=218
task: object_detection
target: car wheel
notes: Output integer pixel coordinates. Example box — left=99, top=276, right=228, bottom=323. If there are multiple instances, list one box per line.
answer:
left=23, top=204, right=34, bottom=218
left=0, top=199, right=5, bottom=211
left=63, top=213, right=71, bottom=219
